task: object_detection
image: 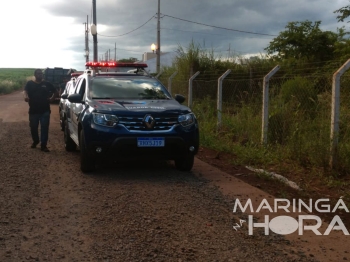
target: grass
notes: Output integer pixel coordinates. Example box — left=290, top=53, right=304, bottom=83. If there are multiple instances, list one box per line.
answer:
left=0, top=68, right=35, bottom=94
left=191, top=91, right=350, bottom=177
left=193, top=94, right=350, bottom=208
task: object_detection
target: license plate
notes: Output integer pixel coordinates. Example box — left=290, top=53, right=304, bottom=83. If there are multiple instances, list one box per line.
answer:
left=137, top=137, right=165, bottom=147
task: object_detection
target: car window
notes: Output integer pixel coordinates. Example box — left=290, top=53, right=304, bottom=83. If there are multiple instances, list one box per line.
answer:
left=64, top=83, right=71, bottom=95
left=78, top=79, right=86, bottom=97
left=74, top=78, right=84, bottom=96
left=68, top=81, right=76, bottom=95
left=73, top=79, right=80, bottom=94
left=89, top=77, right=170, bottom=100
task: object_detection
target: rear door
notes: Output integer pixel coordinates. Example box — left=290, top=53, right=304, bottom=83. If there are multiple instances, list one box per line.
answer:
left=70, top=78, right=86, bottom=142
left=60, top=81, right=72, bottom=116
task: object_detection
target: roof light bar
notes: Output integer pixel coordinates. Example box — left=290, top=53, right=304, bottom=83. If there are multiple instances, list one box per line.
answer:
left=71, top=72, right=82, bottom=77
left=85, top=61, right=148, bottom=68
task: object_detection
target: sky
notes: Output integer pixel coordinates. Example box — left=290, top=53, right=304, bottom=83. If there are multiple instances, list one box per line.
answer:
left=0, top=0, right=348, bottom=71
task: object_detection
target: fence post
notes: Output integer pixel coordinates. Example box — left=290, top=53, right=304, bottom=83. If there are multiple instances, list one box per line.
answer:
left=168, top=71, right=177, bottom=94
left=330, top=59, right=350, bottom=168
left=217, top=70, right=231, bottom=128
left=188, top=71, right=200, bottom=108
left=155, top=70, right=163, bottom=79
left=261, top=65, right=280, bottom=145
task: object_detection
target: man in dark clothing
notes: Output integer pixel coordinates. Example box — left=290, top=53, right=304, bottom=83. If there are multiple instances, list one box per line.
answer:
left=24, top=69, right=58, bottom=152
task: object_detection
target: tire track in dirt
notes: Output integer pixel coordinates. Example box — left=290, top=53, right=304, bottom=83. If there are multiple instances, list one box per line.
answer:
left=0, top=92, right=318, bottom=261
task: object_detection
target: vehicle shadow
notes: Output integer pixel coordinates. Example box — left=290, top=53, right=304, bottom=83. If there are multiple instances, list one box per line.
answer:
left=85, top=158, right=198, bottom=182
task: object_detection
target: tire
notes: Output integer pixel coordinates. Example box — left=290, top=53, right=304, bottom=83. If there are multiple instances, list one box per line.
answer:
left=80, top=129, right=95, bottom=173
left=64, top=119, right=76, bottom=152
left=59, top=107, right=64, bottom=131
left=60, top=121, right=64, bottom=131
left=175, top=154, right=194, bottom=172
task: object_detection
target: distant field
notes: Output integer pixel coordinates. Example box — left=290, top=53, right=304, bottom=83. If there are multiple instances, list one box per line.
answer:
left=0, top=68, right=36, bottom=95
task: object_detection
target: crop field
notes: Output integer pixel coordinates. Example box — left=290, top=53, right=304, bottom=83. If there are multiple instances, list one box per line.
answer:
left=0, top=68, right=35, bottom=95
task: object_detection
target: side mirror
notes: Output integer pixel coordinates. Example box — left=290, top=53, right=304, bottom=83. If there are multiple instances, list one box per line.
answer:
left=61, top=94, right=68, bottom=99
left=174, top=94, right=186, bottom=104
left=68, top=93, right=83, bottom=103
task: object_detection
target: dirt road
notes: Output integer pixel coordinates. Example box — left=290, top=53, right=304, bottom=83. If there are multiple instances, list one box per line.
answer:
left=0, top=91, right=347, bottom=261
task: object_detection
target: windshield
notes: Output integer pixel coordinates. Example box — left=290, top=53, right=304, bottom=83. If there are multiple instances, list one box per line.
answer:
left=89, top=77, right=171, bottom=100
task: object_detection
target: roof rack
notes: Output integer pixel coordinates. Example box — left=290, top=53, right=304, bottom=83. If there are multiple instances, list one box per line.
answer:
left=85, top=61, right=147, bottom=68
left=84, top=61, right=151, bottom=77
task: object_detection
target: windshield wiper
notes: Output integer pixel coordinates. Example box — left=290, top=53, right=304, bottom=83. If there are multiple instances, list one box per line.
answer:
left=92, top=97, right=114, bottom=99
left=141, top=96, right=170, bottom=100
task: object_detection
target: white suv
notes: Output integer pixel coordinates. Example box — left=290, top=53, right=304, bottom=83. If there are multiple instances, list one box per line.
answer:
left=59, top=77, right=77, bottom=131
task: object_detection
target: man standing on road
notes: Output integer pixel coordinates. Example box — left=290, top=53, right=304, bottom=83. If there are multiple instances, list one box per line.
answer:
left=23, top=69, right=58, bottom=152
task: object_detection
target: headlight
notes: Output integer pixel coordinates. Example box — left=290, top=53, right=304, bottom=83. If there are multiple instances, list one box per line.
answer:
left=92, top=113, right=119, bottom=127
left=178, top=113, right=195, bottom=127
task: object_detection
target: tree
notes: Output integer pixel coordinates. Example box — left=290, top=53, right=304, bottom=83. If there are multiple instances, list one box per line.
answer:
left=333, top=3, right=350, bottom=62
left=334, top=4, right=350, bottom=23
left=265, top=21, right=339, bottom=62
left=118, top=57, right=138, bottom=63
left=174, top=40, right=201, bottom=77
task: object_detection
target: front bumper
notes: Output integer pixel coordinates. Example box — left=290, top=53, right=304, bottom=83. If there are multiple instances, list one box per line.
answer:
left=84, top=122, right=199, bottom=160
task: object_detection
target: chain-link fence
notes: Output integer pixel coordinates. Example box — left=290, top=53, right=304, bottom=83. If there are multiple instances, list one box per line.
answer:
left=265, top=76, right=332, bottom=167
left=157, top=64, right=350, bottom=172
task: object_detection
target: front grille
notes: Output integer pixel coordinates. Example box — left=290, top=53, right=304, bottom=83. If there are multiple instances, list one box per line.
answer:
left=118, top=115, right=178, bottom=131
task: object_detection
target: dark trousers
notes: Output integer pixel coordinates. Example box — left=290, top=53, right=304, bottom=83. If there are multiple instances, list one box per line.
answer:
left=29, top=111, right=50, bottom=147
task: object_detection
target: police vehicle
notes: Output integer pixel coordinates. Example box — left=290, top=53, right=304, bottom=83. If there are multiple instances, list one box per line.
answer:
left=43, top=67, right=77, bottom=102
left=62, top=61, right=199, bottom=173
left=59, top=72, right=82, bottom=131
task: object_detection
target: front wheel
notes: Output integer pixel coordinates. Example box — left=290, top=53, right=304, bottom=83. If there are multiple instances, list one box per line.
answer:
left=80, top=130, right=95, bottom=173
left=175, top=154, right=194, bottom=172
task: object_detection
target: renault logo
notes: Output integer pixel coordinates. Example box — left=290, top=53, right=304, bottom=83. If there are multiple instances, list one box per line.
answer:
left=143, top=114, right=156, bottom=129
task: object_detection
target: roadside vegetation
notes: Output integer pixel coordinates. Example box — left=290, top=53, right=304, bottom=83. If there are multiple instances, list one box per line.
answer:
left=0, top=68, right=34, bottom=95
left=157, top=5, right=350, bottom=205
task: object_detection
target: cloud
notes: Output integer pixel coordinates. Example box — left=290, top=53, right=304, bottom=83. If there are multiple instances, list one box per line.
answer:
left=1, top=0, right=348, bottom=70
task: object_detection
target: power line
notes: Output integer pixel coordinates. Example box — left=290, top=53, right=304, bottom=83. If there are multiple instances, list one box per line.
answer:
left=98, top=15, right=155, bottom=37
left=161, top=27, right=273, bottom=39
left=162, top=14, right=277, bottom=37
left=97, top=45, right=144, bottom=53
left=112, top=47, right=143, bottom=53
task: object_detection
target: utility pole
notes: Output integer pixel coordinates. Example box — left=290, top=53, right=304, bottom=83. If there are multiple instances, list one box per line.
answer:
left=249, top=66, right=253, bottom=93
left=84, top=15, right=89, bottom=63
left=92, top=0, right=98, bottom=62
left=114, top=43, right=116, bottom=61
left=227, top=43, right=230, bottom=61
left=156, top=0, right=160, bottom=73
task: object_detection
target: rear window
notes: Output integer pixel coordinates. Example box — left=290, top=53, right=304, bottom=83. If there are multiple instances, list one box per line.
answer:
left=89, top=77, right=171, bottom=100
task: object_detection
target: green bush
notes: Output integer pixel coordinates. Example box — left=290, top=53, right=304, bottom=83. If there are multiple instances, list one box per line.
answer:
left=279, top=77, right=318, bottom=112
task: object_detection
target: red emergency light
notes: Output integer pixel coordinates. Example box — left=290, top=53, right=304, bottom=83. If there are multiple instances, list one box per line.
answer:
left=85, top=61, right=148, bottom=68
left=71, top=72, right=83, bottom=77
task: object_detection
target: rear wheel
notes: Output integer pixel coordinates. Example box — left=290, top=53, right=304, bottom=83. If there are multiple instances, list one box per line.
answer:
left=175, top=154, right=194, bottom=172
left=59, top=110, right=64, bottom=131
left=60, top=120, right=64, bottom=131
left=64, top=119, right=76, bottom=151
left=80, top=129, right=95, bottom=173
